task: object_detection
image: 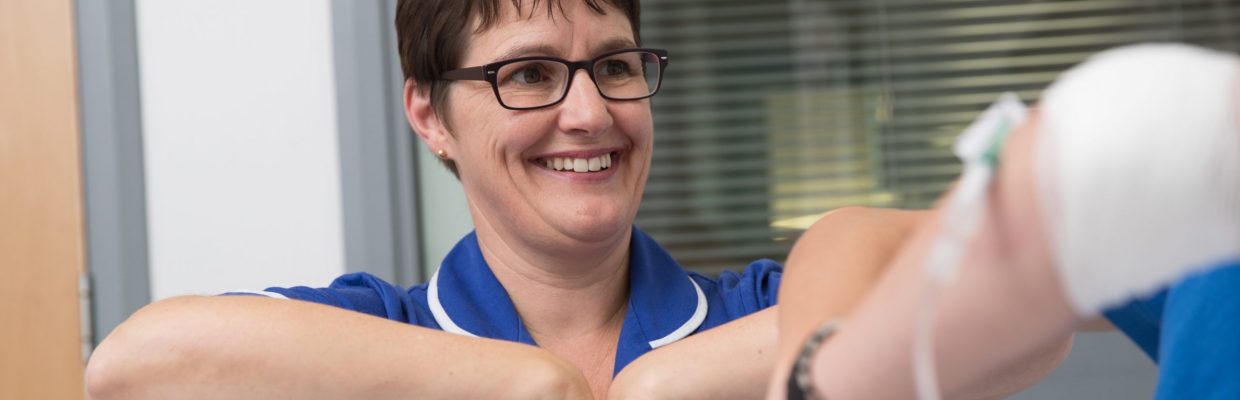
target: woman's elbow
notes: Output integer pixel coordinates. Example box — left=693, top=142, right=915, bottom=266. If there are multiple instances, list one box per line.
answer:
left=85, top=296, right=210, bottom=399
left=85, top=334, right=134, bottom=400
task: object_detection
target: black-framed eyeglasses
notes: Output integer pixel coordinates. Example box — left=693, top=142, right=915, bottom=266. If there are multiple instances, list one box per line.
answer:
left=441, top=48, right=669, bottom=111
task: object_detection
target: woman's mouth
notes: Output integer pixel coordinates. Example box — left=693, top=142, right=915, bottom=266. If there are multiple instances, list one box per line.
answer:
left=535, top=151, right=618, bottom=173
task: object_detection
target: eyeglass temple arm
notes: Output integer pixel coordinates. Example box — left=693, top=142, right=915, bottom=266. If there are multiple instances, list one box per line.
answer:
left=441, top=66, right=488, bottom=81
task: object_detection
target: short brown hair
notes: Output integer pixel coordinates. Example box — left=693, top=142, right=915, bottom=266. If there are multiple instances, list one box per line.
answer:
left=395, top=0, right=641, bottom=177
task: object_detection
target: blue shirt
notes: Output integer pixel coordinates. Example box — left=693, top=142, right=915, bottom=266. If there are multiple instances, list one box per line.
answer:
left=1103, top=260, right=1240, bottom=399
left=231, top=227, right=782, bottom=375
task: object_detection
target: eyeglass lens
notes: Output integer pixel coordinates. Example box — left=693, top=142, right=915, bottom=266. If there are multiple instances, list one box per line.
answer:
left=494, top=50, right=661, bottom=109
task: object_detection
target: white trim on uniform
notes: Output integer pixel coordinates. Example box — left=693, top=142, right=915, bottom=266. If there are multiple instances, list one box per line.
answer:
left=429, top=270, right=708, bottom=347
left=647, top=276, right=708, bottom=349
left=227, top=290, right=290, bottom=300
left=427, top=269, right=480, bottom=337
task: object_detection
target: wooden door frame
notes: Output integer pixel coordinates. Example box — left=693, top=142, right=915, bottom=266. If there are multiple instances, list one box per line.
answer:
left=1, top=0, right=88, bottom=398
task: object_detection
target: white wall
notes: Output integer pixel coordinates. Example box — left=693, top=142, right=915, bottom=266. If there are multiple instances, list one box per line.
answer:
left=136, top=0, right=345, bottom=299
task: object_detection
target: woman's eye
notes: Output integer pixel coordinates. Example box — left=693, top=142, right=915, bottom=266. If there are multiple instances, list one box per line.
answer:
left=512, top=67, right=545, bottom=84
left=599, top=60, right=631, bottom=76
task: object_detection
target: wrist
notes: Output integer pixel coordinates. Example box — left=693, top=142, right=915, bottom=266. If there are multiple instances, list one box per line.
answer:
left=787, top=319, right=843, bottom=400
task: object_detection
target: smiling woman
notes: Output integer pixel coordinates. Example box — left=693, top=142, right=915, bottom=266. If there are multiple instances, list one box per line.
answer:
left=394, top=1, right=782, bottom=396
left=85, top=1, right=788, bottom=399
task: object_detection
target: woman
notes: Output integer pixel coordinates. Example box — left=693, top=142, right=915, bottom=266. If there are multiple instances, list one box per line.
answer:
left=87, top=1, right=780, bottom=399
left=85, top=1, right=1064, bottom=399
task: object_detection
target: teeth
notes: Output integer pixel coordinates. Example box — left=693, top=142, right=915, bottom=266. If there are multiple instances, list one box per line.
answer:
left=543, top=153, right=615, bottom=173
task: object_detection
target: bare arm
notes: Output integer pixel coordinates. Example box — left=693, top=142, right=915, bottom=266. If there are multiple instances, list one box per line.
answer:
left=764, top=207, right=925, bottom=399
left=768, top=205, right=1072, bottom=400
left=86, top=295, right=591, bottom=400
left=807, top=115, right=1080, bottom=399
left=608, top=307, right=778, bottom=400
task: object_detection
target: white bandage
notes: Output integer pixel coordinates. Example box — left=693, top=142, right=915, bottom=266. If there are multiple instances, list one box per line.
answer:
left=1036, top=43, right=1240, bottom=315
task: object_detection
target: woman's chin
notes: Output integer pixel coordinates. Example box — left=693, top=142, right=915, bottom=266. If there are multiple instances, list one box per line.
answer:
left=553, top=215, right=631, bottom=244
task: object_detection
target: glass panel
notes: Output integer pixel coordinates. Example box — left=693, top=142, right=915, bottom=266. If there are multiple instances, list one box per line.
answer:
left=638, top=0, right=1240, bottom=275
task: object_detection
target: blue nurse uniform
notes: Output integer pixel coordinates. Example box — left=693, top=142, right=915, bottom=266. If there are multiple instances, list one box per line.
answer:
left=228, top=227, right=782, bottom=375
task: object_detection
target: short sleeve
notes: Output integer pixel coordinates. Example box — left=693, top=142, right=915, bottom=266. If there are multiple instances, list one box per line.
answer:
left=221, top=272, right=420, bottom=324
left=711, top=259, right=783, bottom=317
left=1102, top=290, right=1167, bottom=361
left=1154, top=261, right=1240, bottom=399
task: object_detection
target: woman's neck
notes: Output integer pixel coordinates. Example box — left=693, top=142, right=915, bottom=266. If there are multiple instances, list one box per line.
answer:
left=472, top=221, right=632, bottom=342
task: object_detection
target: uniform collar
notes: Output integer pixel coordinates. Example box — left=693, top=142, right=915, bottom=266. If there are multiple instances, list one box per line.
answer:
left=428, top=227, right=707, bottom=366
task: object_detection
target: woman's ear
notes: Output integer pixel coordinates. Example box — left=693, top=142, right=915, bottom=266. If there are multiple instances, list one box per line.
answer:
left=404, top=79, right=452, bottom=154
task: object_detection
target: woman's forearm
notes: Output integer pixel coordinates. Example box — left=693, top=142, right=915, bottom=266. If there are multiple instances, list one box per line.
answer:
left=86, top=295, right=590, bottom=400
left=609, top=307, right=778, bottom=400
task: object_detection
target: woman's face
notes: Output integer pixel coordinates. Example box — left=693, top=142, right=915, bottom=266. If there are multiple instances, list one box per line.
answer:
left=439, top=2, right=653, bottom=249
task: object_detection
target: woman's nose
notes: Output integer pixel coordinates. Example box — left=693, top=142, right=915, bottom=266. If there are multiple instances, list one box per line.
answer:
left=556, top=70, right=614, bottom=136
